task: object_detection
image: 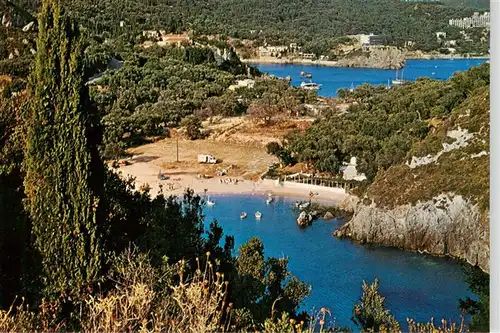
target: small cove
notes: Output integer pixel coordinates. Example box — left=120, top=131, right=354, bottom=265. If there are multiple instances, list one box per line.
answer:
left=202, top=194, right=475, bottom=329
left=254, top=59, right=487, bottom=97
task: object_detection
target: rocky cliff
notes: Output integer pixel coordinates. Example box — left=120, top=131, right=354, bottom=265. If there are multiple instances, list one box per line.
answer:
left=335, top=194, right=489, bottom=272
left=335, top=46, right=405, bottom=69
left=334, top=81, right=490, bottom=272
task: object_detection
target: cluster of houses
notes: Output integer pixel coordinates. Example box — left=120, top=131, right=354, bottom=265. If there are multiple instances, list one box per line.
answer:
left=257, top=33, right=389, bottom=61
left=142, top=30, right=191, bottom=47
left=347, top=34, right=386, bottom=47
left=257, top=43, right=317, bottom=60
left=449, top=12, right=490, bottom=30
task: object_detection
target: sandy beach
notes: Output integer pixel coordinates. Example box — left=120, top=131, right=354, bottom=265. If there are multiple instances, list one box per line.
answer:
left=113, top=158, right=349, bottom=204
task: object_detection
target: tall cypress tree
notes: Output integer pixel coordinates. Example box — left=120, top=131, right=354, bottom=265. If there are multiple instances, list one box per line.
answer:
left=23, top=0, right=106, bottom=300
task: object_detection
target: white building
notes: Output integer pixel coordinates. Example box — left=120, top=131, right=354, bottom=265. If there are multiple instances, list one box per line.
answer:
left=342, top=157, right=367, bottom=182
left=449, top=12, right=490, bottom=29
left=258, top=45, right=288, bottom=57
left=436, top=32, right=447, bottom=42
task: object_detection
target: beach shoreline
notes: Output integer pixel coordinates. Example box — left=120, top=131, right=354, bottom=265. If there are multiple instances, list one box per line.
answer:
left=242, top=57, right=339, bottom=67
left=113, top=161, right=349, bottom=205
left=405, top=55, right=489, bottom=60
left=242, top=55, right=489, bottom=68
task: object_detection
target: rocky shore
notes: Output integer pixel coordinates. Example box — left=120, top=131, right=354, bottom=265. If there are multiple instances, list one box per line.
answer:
left=242, top=46, right=405, bottom=69
left=334, top=46, right=405, bottom=69
left=242, top=49, right=488, bottom=70
left=405, top=50, right=489, bottom=60
left=241, top=57, right=339, bottom=67
left=333, top=194, right=489, bottom=273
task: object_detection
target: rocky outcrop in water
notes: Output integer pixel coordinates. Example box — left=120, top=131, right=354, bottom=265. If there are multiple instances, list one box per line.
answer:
left=297, top=211, right=312, bottom=227
left=335, top=46, right=405, bottom=69
left=334, top=194, right=489, bottom=273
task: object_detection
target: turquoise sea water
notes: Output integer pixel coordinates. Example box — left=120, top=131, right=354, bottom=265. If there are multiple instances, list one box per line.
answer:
left=254, top=59, right=487, bottom=97
left=202, top=194, right=475, bottom=329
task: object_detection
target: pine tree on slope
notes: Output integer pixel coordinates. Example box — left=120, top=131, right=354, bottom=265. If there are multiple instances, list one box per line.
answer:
left=23, top=0, right=107, bottom=301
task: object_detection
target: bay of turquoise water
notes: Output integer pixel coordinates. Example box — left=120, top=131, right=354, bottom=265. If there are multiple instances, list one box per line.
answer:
left=202, top=194, right=474, bottom=330
left=254, top=59, right=487, bottom=97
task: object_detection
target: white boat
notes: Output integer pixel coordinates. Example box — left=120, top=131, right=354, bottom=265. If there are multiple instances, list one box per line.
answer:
left=298, top=202, right=310, bottom=210
left=255, top=211, right=262, bottom=220
left=349, top=82, right=354, bottom=92
left=240, top=212, right=247, bottom=219
left=300, top=81, right=322, bottom=90
left=266, top=193, right=274, bottom=204
left=206, top=197, right=215, bottom=206
left=391, top=68, right=407, bottom=86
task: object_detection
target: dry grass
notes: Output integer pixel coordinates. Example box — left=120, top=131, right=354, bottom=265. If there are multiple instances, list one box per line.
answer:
left=205, top=116, right=312, bottom=147
left=82, top=250, right=231, bottom=333
left=407, top=317, right=466, bottom=333
left=128, top=137, right=277, bottom=179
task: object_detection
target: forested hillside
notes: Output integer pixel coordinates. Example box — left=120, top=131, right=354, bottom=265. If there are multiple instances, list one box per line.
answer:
left=1, top=0, right=489, bottom=52
left=0, top=0, right=490, bottom=331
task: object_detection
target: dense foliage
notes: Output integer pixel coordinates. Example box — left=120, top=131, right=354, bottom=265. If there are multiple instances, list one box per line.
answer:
left=0, top=0, right=489, bottom=331
left=1, top=0, right=489, bottom=55
left=282, top=63, right=489, bottom=181
left=24, top=0, right=108, bottom=305
left=84, top=43, right=315, bottom=155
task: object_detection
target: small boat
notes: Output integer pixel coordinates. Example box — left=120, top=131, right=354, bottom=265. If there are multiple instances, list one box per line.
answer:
left=391, top=68, right=407, bottom=86
left=298, top=202, right=310, bottom=210
left=386, top=79, right=391, bottom=89
left=206, top=197, right=215, bottom=206
left=349, top=82, right=354, bottom=92
left=305, top=73, right=312, bottom=79
left=266, top=197, right=273, bottom=204
left=300, top=81, right=322, bottom=90
left=295, top=200, right=306, bottom=208
left=240, top=212, right=247, bottom=219
left=300, top=71, right=306, bottom=76
left=255, top=211, right=262, bottom=220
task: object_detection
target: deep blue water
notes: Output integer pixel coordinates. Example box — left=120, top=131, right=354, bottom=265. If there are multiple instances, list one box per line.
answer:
left=254, top=59, right=487, bottom=97
left=202, top=194, right=475, bottom=329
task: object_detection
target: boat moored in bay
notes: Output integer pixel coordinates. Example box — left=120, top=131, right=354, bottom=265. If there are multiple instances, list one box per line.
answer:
left=300, top=81, right=322, bottom=90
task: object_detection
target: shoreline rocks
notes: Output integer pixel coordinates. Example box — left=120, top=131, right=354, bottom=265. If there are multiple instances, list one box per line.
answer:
left=334, top=194, right=489, bottom=273
left=335, top=46, right=406, bottom=69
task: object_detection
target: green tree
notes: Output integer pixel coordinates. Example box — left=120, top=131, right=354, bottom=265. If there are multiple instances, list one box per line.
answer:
left=266, top=141, right=282, bottom=157
left=23, top=0, right=107, bottom=303
left=180, top=114, right=203, bottom=140
left=232, top=237, right=310, bottom=325
left=352, top=278, right=400, bottom=332
left=460, top=265, right=489, bottom=331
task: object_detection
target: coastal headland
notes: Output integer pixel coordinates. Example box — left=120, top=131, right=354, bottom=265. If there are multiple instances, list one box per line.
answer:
left=242, top=52, right=489, bottom=70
